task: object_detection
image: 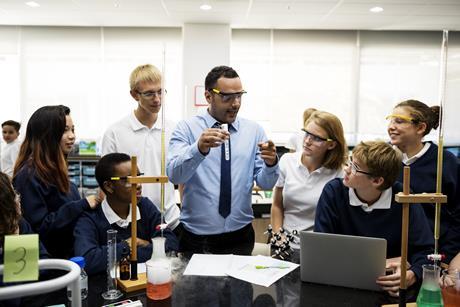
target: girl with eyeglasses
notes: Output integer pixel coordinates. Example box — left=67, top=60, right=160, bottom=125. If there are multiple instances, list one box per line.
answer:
left=270, top=110, right=347, bottom=261
left=12, top=105, right=100, bottom=259
left=387, top=99, right=460, bottom=264
left=286, top=108, right=317, bottom=153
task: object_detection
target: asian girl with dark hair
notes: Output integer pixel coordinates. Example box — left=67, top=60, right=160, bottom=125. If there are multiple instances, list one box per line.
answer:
left=13, top=105, right=100, bottom=259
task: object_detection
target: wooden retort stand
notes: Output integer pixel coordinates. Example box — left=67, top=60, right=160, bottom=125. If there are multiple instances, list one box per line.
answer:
left=117, top=156, right=168, bottom=293
left=384, top=30, right=449, bottom=307
left=383, top=166, right=446, bottom=307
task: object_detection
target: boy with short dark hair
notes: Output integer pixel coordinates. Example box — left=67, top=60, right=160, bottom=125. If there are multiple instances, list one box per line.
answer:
left=73, top=153, right=178, bottom=275
left=314, top=141, right=433, bottom=297
left=1, top=120, right=21, bottom=177
left=167, top=65, right=278, bottom=255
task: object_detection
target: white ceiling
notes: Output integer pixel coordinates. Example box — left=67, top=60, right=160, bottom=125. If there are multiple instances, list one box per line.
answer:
left=1, top=0, right=460, bottom=30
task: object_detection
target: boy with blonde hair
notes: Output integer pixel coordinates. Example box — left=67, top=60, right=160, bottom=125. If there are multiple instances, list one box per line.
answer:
left=102, top=64, right=180, bottom=232
left=315, top=140, right=433, bottom=297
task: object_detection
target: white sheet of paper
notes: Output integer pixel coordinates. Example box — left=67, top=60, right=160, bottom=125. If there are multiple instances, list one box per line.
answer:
left=226, top=255, right=299, bottom=287
left=183, top=254, right=233, bottom=276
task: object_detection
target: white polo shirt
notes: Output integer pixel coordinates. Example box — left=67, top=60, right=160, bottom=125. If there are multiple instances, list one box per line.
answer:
left=1, top=139, right=21, bottom=177
left=402, top=142, right=431, bottom=165
left=349, top=187, right=392, bottom=213
left=101, top=111, right=180, bottom=229
left=101, top=198, right=141, bottom=228
left=275, top=152, right=344, bottom=245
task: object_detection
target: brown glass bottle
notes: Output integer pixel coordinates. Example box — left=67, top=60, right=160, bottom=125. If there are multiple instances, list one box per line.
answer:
left=119, top=246, right=130, bottom=280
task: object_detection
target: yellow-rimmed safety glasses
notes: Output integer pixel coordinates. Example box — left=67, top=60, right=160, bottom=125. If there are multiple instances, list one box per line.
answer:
left=110, top=172, right=144, bottom=181
left=301, top=128, right=333, bottom=144
left=385, top=114, right=417, bottom=125
left=211, top=88, right=247, bottom=103
left=110, top=173, right=144, bottom=188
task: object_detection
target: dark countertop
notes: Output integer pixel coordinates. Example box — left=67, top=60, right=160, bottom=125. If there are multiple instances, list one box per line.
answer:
left=82, top=256, right=416, bottom=307
left=10, top=256, right=418, bottom=307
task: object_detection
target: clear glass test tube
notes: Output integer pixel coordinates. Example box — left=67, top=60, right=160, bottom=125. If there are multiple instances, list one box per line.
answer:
left=221, top=123, right=230, bottom=160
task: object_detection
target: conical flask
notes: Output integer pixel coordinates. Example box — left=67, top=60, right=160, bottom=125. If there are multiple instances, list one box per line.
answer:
left=416, top=264, right=443, bottom=307
left=146, top=237, right=172, bottom=300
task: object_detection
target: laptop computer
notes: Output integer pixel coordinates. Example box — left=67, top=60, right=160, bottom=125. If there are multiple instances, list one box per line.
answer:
left=300, top=231, right=386, bottom=291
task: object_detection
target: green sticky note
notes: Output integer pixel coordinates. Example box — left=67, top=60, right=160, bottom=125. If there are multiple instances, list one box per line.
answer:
left=3, top=234, right=39, bottom=283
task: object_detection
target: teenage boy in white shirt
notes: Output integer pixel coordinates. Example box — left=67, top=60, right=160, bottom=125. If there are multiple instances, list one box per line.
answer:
left=101, top=64, right=180, bottom=231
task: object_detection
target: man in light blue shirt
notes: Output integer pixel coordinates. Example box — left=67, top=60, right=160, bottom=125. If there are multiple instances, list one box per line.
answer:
left=167, top=65, right=279, bottom=255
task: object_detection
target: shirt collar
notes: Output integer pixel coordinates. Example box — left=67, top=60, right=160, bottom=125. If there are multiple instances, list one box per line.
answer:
left=101, top=198, right=141, bottom=228
left=349, top=187, right=392, bottom=212
left=7, top=139, right=19, bottom=146
left=129, top=111, right=162, bottom=132
left=199, top=109, right=240, bottom=132
left=296, top=153, right=327, bottom=174
left=402, top=142, right=431, bottom=165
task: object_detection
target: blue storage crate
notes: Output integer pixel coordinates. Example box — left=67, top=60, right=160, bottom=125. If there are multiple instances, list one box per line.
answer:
left=69, top=176, right=80, bottom=186
left=82, top=166, right=96, bottom=176
left=82, top=176, right=98, bottom=188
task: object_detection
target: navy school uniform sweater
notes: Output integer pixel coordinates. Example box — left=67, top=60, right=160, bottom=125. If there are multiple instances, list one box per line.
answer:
left=13, top=165, right=90, bottom=259
left=0, top=219, right=49, bottom=307
left=314, top=178, right=433, bottom=280
left=73, top=197, right=179, bottom=276
left=398, top=142, right=460, bottom=262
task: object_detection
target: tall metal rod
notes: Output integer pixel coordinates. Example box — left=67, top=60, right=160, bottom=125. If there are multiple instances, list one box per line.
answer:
left=434, top=30, right=448, bottom=255
left=160, top=45, right=167, bottom=234
left=130, top=156, right=138, bottom=280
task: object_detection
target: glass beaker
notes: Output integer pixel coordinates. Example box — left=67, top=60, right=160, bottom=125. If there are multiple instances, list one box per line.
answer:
left=416, top=264, right=443, bottom=307
left=146, top=237, right=172, bottom=300
left=264, top=190, right=273, bottom=198
left=441, top=268, right=460, bottom=307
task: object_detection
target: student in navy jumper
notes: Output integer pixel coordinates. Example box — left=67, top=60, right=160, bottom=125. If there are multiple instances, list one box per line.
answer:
left=73, top=153, right=178, bottom=276
left=387, top=100, right=460, bottom=263
left=0, top=172, right=49, bottom=307
left=315, top=141, right=433, bottom=297
left=0, top=172, right=49, bottom=261
left=12, top=105, right=100, bottom=259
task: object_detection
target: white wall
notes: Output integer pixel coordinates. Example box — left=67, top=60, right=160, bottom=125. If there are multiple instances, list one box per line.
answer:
left=1, top=26, right=459, bottom=147
left=0, top=26, right=183, bottom=143
left=182, top=23, right=231, bottom=118
left=230, top=29, right=460, bottom=145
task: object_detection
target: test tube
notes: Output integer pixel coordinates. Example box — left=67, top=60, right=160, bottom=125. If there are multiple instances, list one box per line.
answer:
left=221, top=124, right=230, bottom=160
left=101, top=229, right=123, bottom=300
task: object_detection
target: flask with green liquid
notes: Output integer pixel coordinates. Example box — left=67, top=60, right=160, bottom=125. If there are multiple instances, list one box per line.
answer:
left=416, top=264, right=444, bottom=307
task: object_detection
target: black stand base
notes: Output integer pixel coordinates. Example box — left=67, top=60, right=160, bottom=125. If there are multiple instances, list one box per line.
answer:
left=399, top=288, right=407, bottom=307
left=130, top=260, right=138, bottom=280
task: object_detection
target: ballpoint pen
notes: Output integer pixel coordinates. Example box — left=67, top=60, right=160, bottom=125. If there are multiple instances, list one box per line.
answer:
left=255, top=265, right=289, bottom=269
